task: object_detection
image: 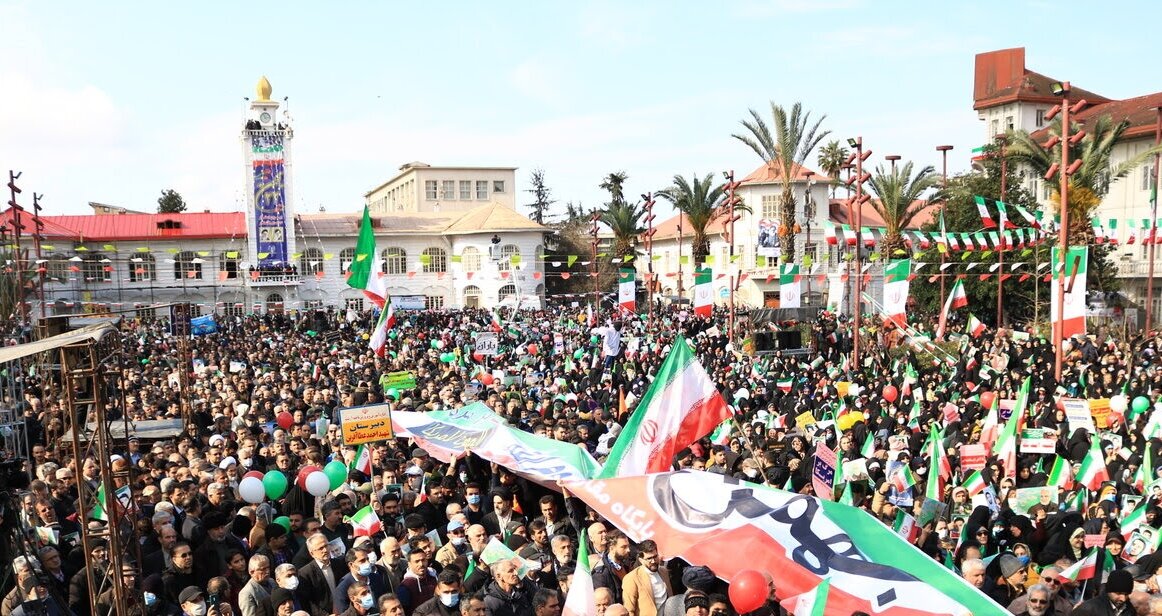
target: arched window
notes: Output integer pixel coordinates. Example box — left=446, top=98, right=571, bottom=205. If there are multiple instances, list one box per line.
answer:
left=300, top=248, right=324, bottom=275
left=498, top=284, right=517, bottom=302
left=339, top=248, right=356, bottom=274
left=266, top=293, right=284, bottom=313
left=46, top=254, right=68, bottom=281
left=219, top=251, right=240, bottom=279
left=461, top=247, right=481, bottom=273
left=129, top=253, right=156, bottom=282
left=175, top=251, right=202, bottom=280
left=534, top=283, right=545, bottom=299
left=82, top=253, right=112, bottom=282
left=421, top=247, right=447, bottom=274
left=498, top=244, right=520, bottom=272
left=381, top=247, right=407, bottom=275
left=463, top=285, right=482, bottom=308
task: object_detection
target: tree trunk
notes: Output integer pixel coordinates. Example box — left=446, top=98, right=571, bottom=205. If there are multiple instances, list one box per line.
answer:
left=779, top=189, right=797, bottom=263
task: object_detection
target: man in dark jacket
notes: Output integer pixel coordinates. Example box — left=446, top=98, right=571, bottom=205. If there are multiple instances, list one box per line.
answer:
left=413, top=569, right=462, bottom=616
left=1071, top=569, right=1134, bottom=616
left=483, top=560, right=536, bottom=616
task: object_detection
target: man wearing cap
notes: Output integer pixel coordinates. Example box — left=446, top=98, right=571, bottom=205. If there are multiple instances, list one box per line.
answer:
left=680, top=590, right=709, bottom=616
left=987, top=554, right=1029, bottom=606
left=659, top=566, right=716, bottom=616
left=196, top=511, right=247, bottom=583
left=435, top=520, right=471, bottom=567
left=179, top=586, right=208, bottom=616
left=96, top=564, right=142, bottom=616
left=1072, top=569, right=1134, bottom=616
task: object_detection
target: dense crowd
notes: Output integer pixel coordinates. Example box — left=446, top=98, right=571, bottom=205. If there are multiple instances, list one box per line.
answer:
left=5, top=303, right=1162, bottom=616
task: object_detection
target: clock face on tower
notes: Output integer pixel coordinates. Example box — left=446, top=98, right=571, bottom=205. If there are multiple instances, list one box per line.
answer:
left=259, top=111, right=272, bottom=124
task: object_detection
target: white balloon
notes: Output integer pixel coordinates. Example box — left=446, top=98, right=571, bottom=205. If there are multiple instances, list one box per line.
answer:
left=238, top=476, right=265, bottom=504
left=305, top=471, right=331, bottom=497
left=1110, top=394, right=1128, bottom=413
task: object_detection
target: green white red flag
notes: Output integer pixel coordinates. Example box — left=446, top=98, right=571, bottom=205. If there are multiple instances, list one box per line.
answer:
left=1059, top=548, right=1098, bottom=582
left=347, top=505, right=382, bottom=537
left=350, top=444, right=372, bottom=476
left=599, top=337, right=731, bottom=477
left=780, top=579, right=831, bottom=616
left=967, top=313, right=986, bottom=338
left=1047, top=455, right=1073, bottom=491
left=693, top=267, right=713, bottom=317
left=368, top=300, right=395, bottom=357
left=1050, top=246, right=1088, bottom=341
left=346, top=206, right=387, bottom=308
left=1076, top=438, right=1110, bottom=491
left=562, top=530, right=595, bottom=616
left=961, top=470, right=987, bottom=497
left=882, top=259, right=911, bottom=328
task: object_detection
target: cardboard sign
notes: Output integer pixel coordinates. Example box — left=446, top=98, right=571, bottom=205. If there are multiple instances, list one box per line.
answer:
left=339, top=403, right=394, bottom=446
left=812, top=443, right=837, bottom=501
left=383, top=370, right=417, bottom=390
left=476, top=332, right=499, bottom=356
left=1011, top=486, right=1057, bottom=517
left=795, top=411, right=817, bottom=430
left=1084, top=534, right=1106, bottom=549
left=942, top=402, right=960, bottom=425
left=959, top=444, right=988, bottom=471
left=1124, top=527, right=1160, bottom=564
left=1062, top=398, right=1097, bottom=435
left=1090, top=398, right=1112, bottom=429
left=1019, top=428, right=1057, bottom=454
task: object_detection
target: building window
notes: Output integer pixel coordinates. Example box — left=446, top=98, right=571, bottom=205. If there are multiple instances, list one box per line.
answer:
left=46, top=254, right=68, bottom=281
left=83, top=254, right=112, bottom=282
left=497, top=244, right=520, bottom=272
left=1143, top=165, right=1156, bottom=191
left=135, top=307, right=156, bottom=319
left=344, top=297, right=365, bottom=312
left=1035, top=109, right=1046, bottom=128
left=219, top=251, right=240, bottom=279
left=304, top=300, right=324, bottom=310
left=1005, top=116, right=1014, bottom=131
left=476, top=181, right=488, bottom=200
left=463, top=285, right=482, bottom=308
left=222, top=302, right=244, bottom=317
left=175, top=251, right=202, bottom=280
left=425, top=181, right=438, bottom=200
left=498, top=284, right=517, bottom=302
left=441, top=180, right=455, bottom=200
left=462, top=247, right=481, bottom=273
left=381, top=247, right=407, bottom=275
left=340, top=247, right=356, bottom=274
left=421, top=247, right=447, bottom=273
left=761, top=195, right=778, bottom=220
left=492, top=180, right=505, bottom=194
left=129, top=254, right=156, bottom=282
left=1042, top=182, right=1052, bottom=201
left=459, top=181, right=472, bottom=200
left=991, top=119, right=999, bottom=137
left=425, top=295, right=445, bottom=310
left=266, top=293, right=284, bottom=313
left=300, top=248, right=324, bottom=275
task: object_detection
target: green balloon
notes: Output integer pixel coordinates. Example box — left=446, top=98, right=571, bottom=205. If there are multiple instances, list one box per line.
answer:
left=430, top=339, right=440, bottom=349
left=573, top=349, right=584, bottom=359
left=1133, top=396, right=1151, bottom=414
left=263, top=471, right=288, bottom=500
left=273, top=516, right=291, bottom=533
left=324, top=460, right=347, bottom=490
left=442, top=352, right=456, bottom=363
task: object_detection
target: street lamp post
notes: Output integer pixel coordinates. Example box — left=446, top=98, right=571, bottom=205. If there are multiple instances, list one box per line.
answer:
left=936, top=146, right=953, bottom=320
left=885, top=155, right=901, bottom=174
left=1148, top=107, right=1162, bottom=335
left=844, top=138, right=873, bottom=369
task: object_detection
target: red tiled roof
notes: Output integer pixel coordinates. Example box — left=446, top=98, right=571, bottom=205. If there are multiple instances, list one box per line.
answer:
left=740, top=162, right=830, bottom=185
left=973, top=48, right=1110, bottom=111
left=828, top=199, right=937, bottom=230
left=651, top=212, right=728, bottom=242
left=1, top=208, right=247, bottom=242
left=1031, top=91, right=1162, bottom=142
left=0, top=207, right=83, bottom=241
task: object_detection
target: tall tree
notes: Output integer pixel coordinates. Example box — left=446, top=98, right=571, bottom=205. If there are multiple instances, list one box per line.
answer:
left=656, top=173, right=731, bottom=264
left=157, top=189, right=187, bottom=214
left=867, top=161, right=942, bottom=258
left=599, top=172, right=629, bottom=207
left=733, top=101, right=830, bottom=261
left=817, top=140, right=850, bottom=198
left=523, top=168, right=556, bottom=225
left=601, top=201, right=644, bottom=261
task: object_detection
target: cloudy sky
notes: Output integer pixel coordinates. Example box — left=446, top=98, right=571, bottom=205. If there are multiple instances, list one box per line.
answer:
left=0, top=1, right=1155, bottom=218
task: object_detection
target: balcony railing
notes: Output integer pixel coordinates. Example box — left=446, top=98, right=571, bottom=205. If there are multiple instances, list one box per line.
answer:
left=247, top=271, right=302, bottom=286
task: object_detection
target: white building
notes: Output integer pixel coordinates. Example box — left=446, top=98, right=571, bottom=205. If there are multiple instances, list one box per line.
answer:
left=1, top=77, right=548, bottom=317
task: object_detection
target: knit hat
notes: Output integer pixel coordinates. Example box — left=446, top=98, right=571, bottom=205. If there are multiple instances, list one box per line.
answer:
left=998, top=554, right=1023, bottom=579
left=684, top=590, right=710, bottom=610
left=681, top=565, right=716, bottom=592
left=1106, top=569, right=1134, bottom=593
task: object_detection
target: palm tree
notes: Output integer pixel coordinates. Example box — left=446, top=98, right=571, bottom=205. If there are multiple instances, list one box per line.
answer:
left=817, top=140, right=850, bottom=198
left=599, top=172, right=629, bottom=206
left=601, top=201, right=644, bottom=261
left=867, top=161, right=942, bottom=258
left=656, top=173, right=729, bottom=264
left=733, top=101, right=830, bottom=262
left=1006, top=114, right=1162, bottom=238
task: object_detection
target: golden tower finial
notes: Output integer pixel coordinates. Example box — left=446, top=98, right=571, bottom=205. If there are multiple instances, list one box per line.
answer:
left=256, top=76, right=272, bottom=102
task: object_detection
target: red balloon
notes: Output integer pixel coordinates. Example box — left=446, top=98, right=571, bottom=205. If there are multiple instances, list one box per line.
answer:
left=480, top=373, right=495, bottom=386
left=276, top=411, right=294, bottom=430
left=728, top=569, right=769, bottom=613
left=472, top=352, right=484, bottom=362
left=243, top=471, right=264, bottom=481
left=882, top=385, right=898, bottom=403
left=965, top=381, right=976, bottom=393
left=980, top=391, right=996, bottom=410
left=297, top=465, right=320, bottom=489
left=527, top=344, right=539, bottom=355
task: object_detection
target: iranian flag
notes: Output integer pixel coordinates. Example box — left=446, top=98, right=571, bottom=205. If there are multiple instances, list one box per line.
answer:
left=780, top=264, right=801, bottom=308
left=936, top=279, right=967, bottom=339
left=882, top=259, right=910, bottom=328
left=598, top=336, right=731, bottom=477
left=693, top=267, right=713, bottom=317
left=346, top=206, right=387, bottom=308
left=350, top=444, right=372, bottom=476
left=936, top=210, right=949, bottom=254
left=780, top=579, right=832, bottom=616
left=1135, top=446, right=1154, bottom=492
left=1121, top=499, right=1149, bottom=538
left=890, top=465, right=917, bottom=493
left=974, top=196, right=997, bottom=229
left=1076, top=438, right=1110, bottom=491
left=563, top=531, right=596, bottom=616
left=776, top=379, right=793, bottom=393
left=1047, top=455, right=1073, bottom=491
left=925, top=426, right=951, bottom=501
left=618, top=268, right=636, bottom=313
left=1059, top=549, right=1098, bottom=582
left=991, top=406, right=1019, bottom=478
left=966, top=313, right=987, bottom=338
left=893, top=510, right=920, bottom=543
left=961, top=470, right=987, bottom=497
left=710, top=419, right=734, bottom=446
left=348, top=505, right=383, bottom=537
left=368, top=300, right=396, bottom=358
left=1050, top=246, right=1088, bottom=342
left=92, top=484, right=132, bottom=522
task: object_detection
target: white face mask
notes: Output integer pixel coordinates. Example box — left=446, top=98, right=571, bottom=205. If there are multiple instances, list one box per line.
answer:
left=282, top=576, right=299, bottom=590
left=188, top=602, right=207, bottom=616
left=743, top=468, right=758, bottom=478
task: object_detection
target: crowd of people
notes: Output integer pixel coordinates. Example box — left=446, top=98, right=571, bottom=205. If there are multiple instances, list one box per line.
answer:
left=4, top=302, right=1162, bottom=616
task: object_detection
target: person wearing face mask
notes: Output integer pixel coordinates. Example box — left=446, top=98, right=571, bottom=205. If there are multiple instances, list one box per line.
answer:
left=179, top=586, right=209, bottom=616
left=462, top=483, right=486, bottom=526
left=436, top=520, right=473, bottom=567
left=271, top=564, right=303, bottom=613
left=142, top=574, right=182, bottom=616
left=338, top=582, right=375, bottom=616
left=413, top=569, right=463, bottom=616
left=335, top=547, right=390, bottom=614
left=735, top=459, right=761, bottom=483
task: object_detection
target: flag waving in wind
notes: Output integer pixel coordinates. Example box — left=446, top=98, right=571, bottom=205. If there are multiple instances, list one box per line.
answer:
left=562, top=529, right=596, bottom=616
left=598, top=336, right=731, bottom=477
left=347, top=206, right=387, bottom=307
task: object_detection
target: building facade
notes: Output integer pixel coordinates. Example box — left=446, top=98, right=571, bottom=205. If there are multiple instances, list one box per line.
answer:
left=365, top=163, right=518, bottom=215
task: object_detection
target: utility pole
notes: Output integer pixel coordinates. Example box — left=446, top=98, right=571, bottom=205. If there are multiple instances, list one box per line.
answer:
left=6, top=171, right=26, bottom=329
left=937, top=145, right=953, bottom=324
left=844, top=139, right=873, bottom=369
left=1148, top=106, right=1161, bottom=335
left=32, top=192, right=46, bottom=321
left=642, top=192, right=656, bottom=325
left=722, top=171, right=743, bottom=341
left=590, top=210, right=600, bottom=323
left=996, top=134, right=1007, bottom=326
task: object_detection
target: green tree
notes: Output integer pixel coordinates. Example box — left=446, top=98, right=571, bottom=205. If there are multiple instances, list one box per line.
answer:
left=599, top=172, right=629, bottom=207
left=733, top=101, right=830, bottom=261
left=157, top=189, right=187, bottom=214
left=867, top=161, right=942, bottom=258
left=601, top=201, right=644, bottom=262
left=817, top=140, right=850, bottom=197
left=656, top=173, right=729, bottom=264
left=523, top=168, right=556, bottom=225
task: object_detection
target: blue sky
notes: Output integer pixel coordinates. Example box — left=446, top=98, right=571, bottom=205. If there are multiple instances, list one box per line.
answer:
left=1, top=1, right=1157, bottom=218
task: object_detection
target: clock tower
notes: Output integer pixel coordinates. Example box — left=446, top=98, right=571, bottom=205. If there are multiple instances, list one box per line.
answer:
left=242, top=76, right=295, bottom=271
